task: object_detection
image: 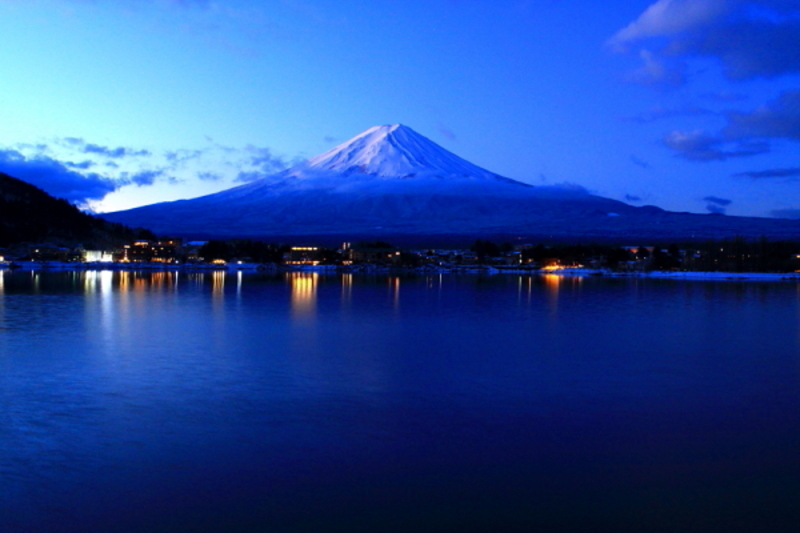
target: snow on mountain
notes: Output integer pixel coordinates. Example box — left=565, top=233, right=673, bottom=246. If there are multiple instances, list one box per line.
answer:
left=101, top=124, right=800, bottom=242
left=304, top=124, right=507, bottom=180
left=200, top=124, right=584, bottom=204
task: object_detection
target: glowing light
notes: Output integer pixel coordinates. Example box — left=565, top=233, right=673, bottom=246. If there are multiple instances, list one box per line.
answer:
left=212, top=271, right=225, bottom=295
left=290, top=272, right=318, bottom=316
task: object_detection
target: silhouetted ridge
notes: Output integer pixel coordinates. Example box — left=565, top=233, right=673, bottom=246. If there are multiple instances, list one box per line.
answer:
left=0, top=172, right=144, bottom=247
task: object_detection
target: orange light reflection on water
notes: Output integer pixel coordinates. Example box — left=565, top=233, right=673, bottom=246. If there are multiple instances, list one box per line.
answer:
left=290, top=272, right=318, bottom=317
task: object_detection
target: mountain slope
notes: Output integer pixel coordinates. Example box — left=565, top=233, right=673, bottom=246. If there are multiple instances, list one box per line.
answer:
left=0, top=172, right=143, bottom=247
left=101, top=125, right=800, bottom=243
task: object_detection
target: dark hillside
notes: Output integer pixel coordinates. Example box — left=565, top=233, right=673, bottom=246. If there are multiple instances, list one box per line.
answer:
left=0, top=172, right=146, bottom=247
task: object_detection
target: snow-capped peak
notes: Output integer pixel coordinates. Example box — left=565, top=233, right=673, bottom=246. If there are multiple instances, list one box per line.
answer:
left=304, top=124, right=502, bottom=179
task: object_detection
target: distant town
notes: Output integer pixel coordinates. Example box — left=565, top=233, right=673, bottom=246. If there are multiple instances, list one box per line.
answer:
left=3, top=236, right=800, bottom=276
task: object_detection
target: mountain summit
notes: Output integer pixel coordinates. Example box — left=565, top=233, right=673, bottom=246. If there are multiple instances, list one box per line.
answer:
left=102, top=125, right=800, bottom=243
left=304, top=124, right=505, bottom=180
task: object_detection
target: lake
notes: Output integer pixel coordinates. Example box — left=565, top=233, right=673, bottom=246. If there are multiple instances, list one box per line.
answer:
left=1, top=270, right=799, bottom=532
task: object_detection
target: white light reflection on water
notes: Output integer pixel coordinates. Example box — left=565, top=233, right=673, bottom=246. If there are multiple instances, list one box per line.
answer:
left=517, top=275, right=533, bottom=305
left=341, top=272, right=352, bottom=305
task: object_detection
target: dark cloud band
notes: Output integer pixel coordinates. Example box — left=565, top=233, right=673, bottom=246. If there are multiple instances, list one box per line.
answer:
left=0, top=149, right=117, bottom=206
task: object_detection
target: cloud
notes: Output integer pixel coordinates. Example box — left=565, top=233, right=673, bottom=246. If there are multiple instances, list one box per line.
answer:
left=609, top=0, right=800, bottom=82
left=733, top=167, right=800, bottom=179
left=704, top=195, right=732, bottom=206
left=630, top=155, right=651, bottom=169
left=676, top=16, right=800, bottom=80
left=608, top=0, right=733, bottom=50
left=3, top=133, right=297, bottom=206
left=64, top=160, right=96, bottom=170
left=723, top=89, right=800, bottom=140
left=625, top=49, right=686, bottom=87
left=246, top=145, right=288, bottom=174
left=234, top=171, right=264, bottom=183
left=662, top=130, right=770, bottom=161
left=165, top=148, right=204, bottom=165
left=119, top=170, right=164, bottom=187
left=87, top=144, right=150, bottom=158
left=437, top=124, right=457, bottom=141
left=0, top=148, right=118, bottom=205
left=60, top=137, right=151, bottom=158
left=661, top=90, right=800, bottom=160
left=704, top=195, right=731, bottom=214
left=197, top=171, right=222, bottom=181
left=771, top=208, right=800, bottom=219
left=625, top=194, right=643, bottom=202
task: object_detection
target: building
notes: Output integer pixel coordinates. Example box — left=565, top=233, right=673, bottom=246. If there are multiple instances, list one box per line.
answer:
left=284, top=246, right=326, bottom=266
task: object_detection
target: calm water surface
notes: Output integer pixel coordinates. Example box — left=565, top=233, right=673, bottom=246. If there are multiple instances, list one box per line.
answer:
left=1, top=270, right=799, bottom=532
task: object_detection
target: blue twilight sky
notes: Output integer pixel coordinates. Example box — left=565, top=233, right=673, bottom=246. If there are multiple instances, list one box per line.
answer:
left=1, top=0, right=799, bottom=218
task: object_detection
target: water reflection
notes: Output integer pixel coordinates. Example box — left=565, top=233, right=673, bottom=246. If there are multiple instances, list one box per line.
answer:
left=4, top=269, right=800, bottom=533
left=341, top=273, right=352, bottom=304
left=389, top=276, right=400, bottom=309
left=517, top=275, right=532, bottom=305
left=212, top=271, right=225, bottom=297
left=289, top=272, right=318, bottom=317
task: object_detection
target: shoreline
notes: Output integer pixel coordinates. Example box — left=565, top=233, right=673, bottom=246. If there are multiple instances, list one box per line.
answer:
left=2, top=261, right=800, bottom=281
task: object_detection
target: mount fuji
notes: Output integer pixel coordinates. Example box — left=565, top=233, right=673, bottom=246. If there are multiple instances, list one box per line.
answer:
left=102, top=124, right=800, bottom=244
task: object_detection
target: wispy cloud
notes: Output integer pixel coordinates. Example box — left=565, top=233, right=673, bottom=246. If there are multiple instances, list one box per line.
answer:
left=629, top=155, right=651, bottom=169
left=608, top=0, right=733, bottom=51
left=662, top=130, right=770, bottom=161
left=119, top=170, right=165, bottom=187
left=437, top=124, right=457, bottom=141
left=60, top=137, right=151, bottom=158
left=246, top=145, right=289, bottom=174
left=1, top=133, right=295, bottom=208
left=197, top=171, right=222, bottom=181
left=733, top=167, right=800, bottom=179
left=704, top=195, right=732, bottom=206
left=703, top=195, right=732, bottom=214
left=64, top=160, right=96, bottom=170
left=625, top=49, right=686, bottom=87
left=233, top=171, right=263, bottom=183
